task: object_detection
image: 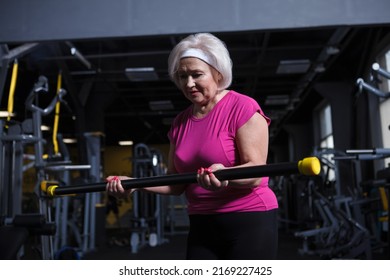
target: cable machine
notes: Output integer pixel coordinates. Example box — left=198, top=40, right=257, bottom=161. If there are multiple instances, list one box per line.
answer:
left=355, top=64, right=390, bottom=258
left=129, top=143, right=168, bottom=253
left=0, top=75, right=66, bottom=259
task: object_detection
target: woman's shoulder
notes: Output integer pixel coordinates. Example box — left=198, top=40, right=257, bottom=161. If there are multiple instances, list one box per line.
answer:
left=227, top=90, right=270, bottom=125
left=227, top=90, right=260, bottom=108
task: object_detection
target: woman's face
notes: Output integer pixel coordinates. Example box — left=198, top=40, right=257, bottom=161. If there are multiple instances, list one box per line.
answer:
left=177, top=57, right=220, bottom=106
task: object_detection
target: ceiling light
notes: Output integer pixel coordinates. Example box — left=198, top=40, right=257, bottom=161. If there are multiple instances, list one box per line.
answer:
left=276, top=59, right=311, bottom=74
left=125, top=67, right=158, bottom=81
left=149, top=100, right=174, bottom=111
left=118, top=140, right=133, bottom=146
left=67, top=41, right=92, bottom=69
left=266, top=110, right=284, bottom=120
left=63, top=138, right=77, bottom=144
left=0, top=111, right=14, bottom=117
left=41, top=125, right=50, bottom=131
left=70, top=70, right=97, bottom=75
left=286, top=103, right=295, bottom=111
left=314, top=64, right=326, bottom=73
left=264, top=95, right=290, bottom=106
left=326, top=46, right=340, bottom=55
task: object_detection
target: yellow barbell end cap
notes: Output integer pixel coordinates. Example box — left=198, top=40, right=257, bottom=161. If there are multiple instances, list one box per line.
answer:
left=298, top=157, right=321, bottom=175
left=46, top=185, right=59, bottom=197
left=40, top=180, right=59, bottom=192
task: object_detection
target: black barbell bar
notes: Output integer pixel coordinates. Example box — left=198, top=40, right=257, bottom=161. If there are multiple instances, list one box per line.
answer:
left=43, top=157, right=321, bottom=197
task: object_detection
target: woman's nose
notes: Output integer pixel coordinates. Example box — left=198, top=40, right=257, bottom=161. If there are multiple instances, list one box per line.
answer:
left=186, top=76, right=195, bottom=88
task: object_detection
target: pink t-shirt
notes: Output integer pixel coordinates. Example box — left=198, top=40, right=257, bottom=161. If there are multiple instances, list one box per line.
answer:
left=168, top=90, right=278, bottom=214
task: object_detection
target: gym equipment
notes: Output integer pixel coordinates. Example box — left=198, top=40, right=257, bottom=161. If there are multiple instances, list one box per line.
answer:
left=1, top=75, right=64, bottom=259
left=294, top=184, right=372, bottom=259
left=42, top=157, right=321, bottom=197
left=24, top=76, right=67, bottom=260
left=47, top=132, right=102, bottom=258
left=292, top=162, right=372, bottom=259
left=1, top=73, right=102, bottom=259
left=166, top=194, right=189, bottom=236
left=81, top=132, right=104, bottom=253
left=356, top=62, right=390, bottom=98
left=0, top=43, right=39, bottom=111
left=335, top=148, right=390, bottom=161
left=355, top=149, right=390, bottom=259
left=356, top=62, right=390, bottom=258
left=294, top=148, right=390, bottom=259
left=270, top=150, right=336, bottom=232
left=334, top=149, right=390, bottom=226
left=376, top=168, right=390, bottom=259
left=0, top=75, right=73, bottom=260
left=48, top=133, right=92, bottom=257
left=0, top=227, right=28, bottom=259
left=0, top=214, right=55, bottom=260
left=128, top=143, right=168, bottom=253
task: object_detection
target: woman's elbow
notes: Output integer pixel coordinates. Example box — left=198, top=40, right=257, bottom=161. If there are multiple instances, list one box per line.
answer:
left=170, top=185, right=186, bottom=196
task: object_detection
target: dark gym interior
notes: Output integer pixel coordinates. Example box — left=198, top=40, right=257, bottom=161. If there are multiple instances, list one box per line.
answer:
left=0, top=0, right=390, bottom=260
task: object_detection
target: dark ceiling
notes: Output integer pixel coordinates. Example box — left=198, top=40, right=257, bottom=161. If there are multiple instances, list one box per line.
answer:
left=3, top=25, right=389, bottom=147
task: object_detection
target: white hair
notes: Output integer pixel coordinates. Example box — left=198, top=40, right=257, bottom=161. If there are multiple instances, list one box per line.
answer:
left=168, top=33, right=233, bottom=90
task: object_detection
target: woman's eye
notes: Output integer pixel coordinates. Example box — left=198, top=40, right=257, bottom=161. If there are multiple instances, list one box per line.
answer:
left=178, top=72, right=202, bottom=80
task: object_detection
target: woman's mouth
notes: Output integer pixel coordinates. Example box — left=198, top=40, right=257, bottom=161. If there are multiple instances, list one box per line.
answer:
left=189, top=91, right=200, bottom=96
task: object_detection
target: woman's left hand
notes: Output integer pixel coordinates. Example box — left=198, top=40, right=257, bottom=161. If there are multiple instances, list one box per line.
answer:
left=106, top=175, right=135, bottom=198
left=197, top=163, right=229, bottom=191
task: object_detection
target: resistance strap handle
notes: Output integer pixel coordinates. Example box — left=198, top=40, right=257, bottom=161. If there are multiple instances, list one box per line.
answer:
left=44, top=157, right=321, bottom=197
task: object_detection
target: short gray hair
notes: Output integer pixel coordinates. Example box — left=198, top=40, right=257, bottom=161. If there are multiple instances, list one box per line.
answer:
left=168, top=33, right=233, bottom=90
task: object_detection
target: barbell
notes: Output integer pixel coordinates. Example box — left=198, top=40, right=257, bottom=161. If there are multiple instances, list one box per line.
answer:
left=42, top=157, right=321, bottom=197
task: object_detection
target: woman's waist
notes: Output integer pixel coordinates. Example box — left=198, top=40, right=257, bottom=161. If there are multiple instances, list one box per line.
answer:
left=185, top=183, right=278, bottom=214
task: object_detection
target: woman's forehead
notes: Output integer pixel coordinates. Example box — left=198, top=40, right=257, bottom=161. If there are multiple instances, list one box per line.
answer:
left=178, top=57, right=213, bottom=72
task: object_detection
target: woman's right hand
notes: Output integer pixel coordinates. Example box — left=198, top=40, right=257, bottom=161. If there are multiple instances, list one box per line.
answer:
left=106, top=175, right=135, bottom=198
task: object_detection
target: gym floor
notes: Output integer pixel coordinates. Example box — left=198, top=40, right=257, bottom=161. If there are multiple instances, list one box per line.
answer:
left=81, top=228, right=388, bottom=260
left=82, top=229, right=301, bottom=260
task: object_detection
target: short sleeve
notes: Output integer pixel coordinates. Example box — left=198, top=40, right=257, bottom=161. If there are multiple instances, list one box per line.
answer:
left=234, top=95, right=271, bottom=130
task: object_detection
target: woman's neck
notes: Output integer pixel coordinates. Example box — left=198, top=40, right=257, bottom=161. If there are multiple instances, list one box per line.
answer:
left=193, top=90, right=228, bottom=118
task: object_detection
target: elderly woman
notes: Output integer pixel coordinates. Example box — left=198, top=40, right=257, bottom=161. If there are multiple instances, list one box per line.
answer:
left=106, top=33, right=278, bottom=260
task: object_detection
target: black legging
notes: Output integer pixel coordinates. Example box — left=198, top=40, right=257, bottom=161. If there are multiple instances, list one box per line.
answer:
left=186, top=209, right=278, bottom=260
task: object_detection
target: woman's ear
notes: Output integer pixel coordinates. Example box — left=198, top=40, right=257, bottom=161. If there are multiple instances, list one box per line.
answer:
left=215, top=72, right=222, bottom=84
left=212, top=68, right=222, bottom=84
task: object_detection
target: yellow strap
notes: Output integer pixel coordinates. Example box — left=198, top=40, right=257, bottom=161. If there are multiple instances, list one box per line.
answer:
left=7, top=60, right=18, bottom=122
left=379, top=187, right=388, bottom=212
left=52, top=71, right=62, bottom=155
